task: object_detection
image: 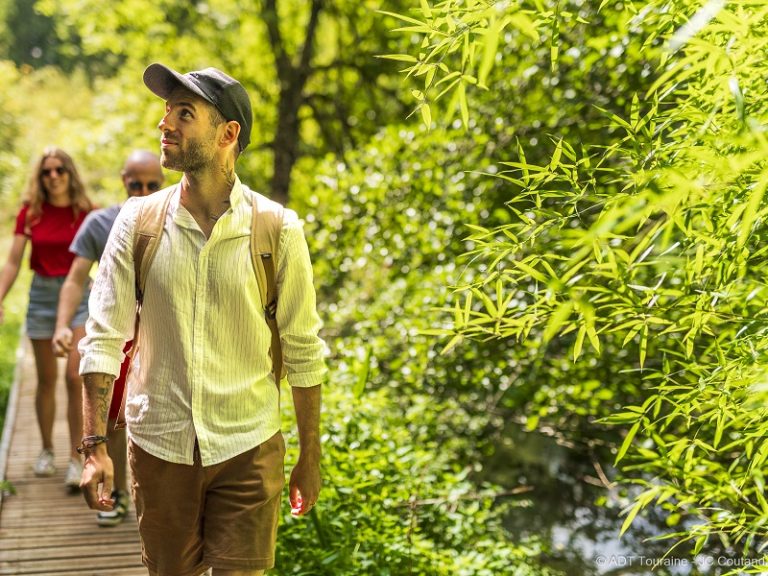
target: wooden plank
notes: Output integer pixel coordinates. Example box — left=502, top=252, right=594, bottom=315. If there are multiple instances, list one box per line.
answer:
left=0, top=340, right=145, bottom=574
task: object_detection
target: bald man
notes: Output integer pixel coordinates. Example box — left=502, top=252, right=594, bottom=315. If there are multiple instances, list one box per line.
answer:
left=53, top=150, right=164, bottom=526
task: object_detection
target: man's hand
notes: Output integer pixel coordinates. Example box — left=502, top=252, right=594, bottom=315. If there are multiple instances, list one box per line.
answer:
left=289, top=454, right=321, bottom=516
left=80, top=445, right=116, bottom=511
left=52, top=326, right=73, bottom=356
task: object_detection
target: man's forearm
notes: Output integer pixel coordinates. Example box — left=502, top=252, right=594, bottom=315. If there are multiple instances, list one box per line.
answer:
left=56, top=277, right=85, bottom=330
left=56, top=257, right=92, bottom=330
left=292, top=384, right=322, bottom=458
left=82, top=372, right=116, bottom=437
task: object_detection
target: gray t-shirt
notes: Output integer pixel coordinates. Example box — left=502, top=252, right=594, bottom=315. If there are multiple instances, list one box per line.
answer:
left=69, top=204, right=122, bottom=261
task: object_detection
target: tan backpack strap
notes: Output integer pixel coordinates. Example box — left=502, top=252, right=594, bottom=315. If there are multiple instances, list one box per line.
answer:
left=117, top=186, right=175, bottom=430
left=250, top=190, right=285, bottom=382
left=133, top=186, right=175, bottom=304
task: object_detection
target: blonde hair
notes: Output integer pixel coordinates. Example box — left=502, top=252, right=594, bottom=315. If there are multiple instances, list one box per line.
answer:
left=23, top=147, right=92, bottom=226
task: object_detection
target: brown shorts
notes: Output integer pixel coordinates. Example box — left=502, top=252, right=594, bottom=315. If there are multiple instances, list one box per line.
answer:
left=128, top=432, right=285, bottom=576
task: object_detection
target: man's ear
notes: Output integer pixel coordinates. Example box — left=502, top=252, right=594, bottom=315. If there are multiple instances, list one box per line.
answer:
left=219, top=121, right=241, bottom=149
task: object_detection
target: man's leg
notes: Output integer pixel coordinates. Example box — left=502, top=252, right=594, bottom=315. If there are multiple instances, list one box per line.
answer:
left=129, top=440, right=208, bottom=575
left=204, top=433, right=285, bottom=574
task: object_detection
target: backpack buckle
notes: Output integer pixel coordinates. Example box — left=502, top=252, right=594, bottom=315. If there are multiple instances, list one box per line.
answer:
left=265, top=299, right=278, bottom=320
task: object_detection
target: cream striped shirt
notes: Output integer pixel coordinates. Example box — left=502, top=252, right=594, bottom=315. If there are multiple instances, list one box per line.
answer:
left=79, top=177, right=326, bottom=466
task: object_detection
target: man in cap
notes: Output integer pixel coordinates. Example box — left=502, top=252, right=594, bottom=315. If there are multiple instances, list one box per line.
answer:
left=53, top=150, right=164, bottom=526
left=78, top=64, right=326, bottom=576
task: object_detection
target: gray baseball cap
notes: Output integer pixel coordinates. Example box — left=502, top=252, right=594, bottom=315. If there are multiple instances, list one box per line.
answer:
left=143, top=63, right=252, bottom=152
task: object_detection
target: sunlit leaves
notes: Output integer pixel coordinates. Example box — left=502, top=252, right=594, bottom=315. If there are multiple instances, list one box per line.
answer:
left=382, top=1, right=548, bottom=128
left=392, top=0, right=768, bottom=559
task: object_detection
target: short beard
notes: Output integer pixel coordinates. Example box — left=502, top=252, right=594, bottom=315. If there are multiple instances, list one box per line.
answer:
left=162, top=131, right=217, bottom=174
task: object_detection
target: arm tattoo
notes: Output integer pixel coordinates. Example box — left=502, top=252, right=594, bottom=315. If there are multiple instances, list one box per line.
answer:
left=83, top=373, right=116, bottom=434
left=95, top=378, right=114, bottom=424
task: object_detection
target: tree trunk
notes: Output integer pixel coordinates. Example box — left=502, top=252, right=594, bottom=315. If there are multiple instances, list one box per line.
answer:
left=262, top=0, right=324, bottom=206
left=270, top=79, right=302, bottom=206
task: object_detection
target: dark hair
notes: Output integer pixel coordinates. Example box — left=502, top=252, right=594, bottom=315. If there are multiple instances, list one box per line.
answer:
left=209, top=105, right=226, bottom=129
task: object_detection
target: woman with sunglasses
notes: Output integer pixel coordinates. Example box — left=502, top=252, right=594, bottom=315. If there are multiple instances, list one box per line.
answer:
left=0, top=146, right=93, bottom=490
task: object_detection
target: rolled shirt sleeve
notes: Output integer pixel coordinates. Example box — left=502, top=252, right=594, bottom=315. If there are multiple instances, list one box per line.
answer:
left=276, top=210, right=327, bottom=388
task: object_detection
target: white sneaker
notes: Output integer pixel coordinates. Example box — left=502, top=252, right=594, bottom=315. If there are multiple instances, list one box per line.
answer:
left=32, top=449, right=55, bottom=477
left=65, top=458, right=83, bottom=491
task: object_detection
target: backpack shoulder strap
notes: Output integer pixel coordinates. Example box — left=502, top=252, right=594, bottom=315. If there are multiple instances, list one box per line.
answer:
left=249, top=189, right=286, bottom=381
left=133, top=186, right=176, bottom=304
left=117, top=185, right=175, bottom=431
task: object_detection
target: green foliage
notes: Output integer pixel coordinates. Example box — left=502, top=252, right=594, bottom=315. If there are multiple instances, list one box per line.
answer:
left=381, top=0, right=548, bottom=128
left=276, top=386, right=555, bottom=575
left=288, top=118, right=564, bottom=571
left=294, top=122, right=519, bottom=411
left=4, top=0, right=62, bottom=69
left=391, top=0, right=768, bottom=561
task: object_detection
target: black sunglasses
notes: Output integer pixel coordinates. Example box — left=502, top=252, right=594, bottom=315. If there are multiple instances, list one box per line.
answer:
left=41, top=166, right=66, bottom=177
left=128, top=181, right=162, bottom=192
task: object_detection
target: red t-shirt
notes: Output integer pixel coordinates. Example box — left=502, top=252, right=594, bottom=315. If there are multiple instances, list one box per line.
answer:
left=14, top=203, right=89, bottom=277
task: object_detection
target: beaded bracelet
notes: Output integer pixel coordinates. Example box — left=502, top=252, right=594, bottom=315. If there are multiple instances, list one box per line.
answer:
left=76, top=435, right=109, bottom=455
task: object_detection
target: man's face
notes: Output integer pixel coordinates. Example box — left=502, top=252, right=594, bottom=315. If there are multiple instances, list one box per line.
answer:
left=158, top=88, right=221, bottom=173
left=123, top=161, right=164, bottom=198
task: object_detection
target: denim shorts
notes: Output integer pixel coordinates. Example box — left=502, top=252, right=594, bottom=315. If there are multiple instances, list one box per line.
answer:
left=26, top=273, right=90, bottom=339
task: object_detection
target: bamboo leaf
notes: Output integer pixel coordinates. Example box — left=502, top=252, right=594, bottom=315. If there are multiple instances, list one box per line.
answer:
left=509, top=12, right=539, bottom=41
left=477, top=15, right=500, bottom=87
left=472, top=287, right=498, bottom=317
left=549, top=138, right=563, bottom=171
left=542, top=300, right=573, bottom=344
left=513, top=260, right=548, bottom=283
left=378, top=10, right=430, bottom=28
left=693, top=535, right=707, bottom=555
left=616, top=420, right=641, bottom=466
left=377, top=54, right=419, bottom=63
left=630, top=93, right=640, bottom=128
left=453, top=296, right=463, bottom=327
left=420, top=103, right=432, bottom=127
left=419, top=0, right=432, bottom=19
left=620, top=496, right=642, bottom=536
left=737, top=171, right=768, bottom=249
left=458, top=82, right=469, bottom=128
left=573, top=325, right=586, bottom=361
left=585, top=313, right=600, bottom=354
left=550, top=0, right=561, bottom=72
left=639, top=324, right=648, bottom=369
left=441, top=333, right=464, bottom=355
left=713, top=413, right=724, bottom=449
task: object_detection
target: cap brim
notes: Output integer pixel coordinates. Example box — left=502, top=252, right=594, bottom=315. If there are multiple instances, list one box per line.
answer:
left=143, top=63, right=210, bottom=104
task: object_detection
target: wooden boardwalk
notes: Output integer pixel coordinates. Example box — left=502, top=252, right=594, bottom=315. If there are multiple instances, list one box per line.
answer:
left=0, top=338, right=145, bottom=575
